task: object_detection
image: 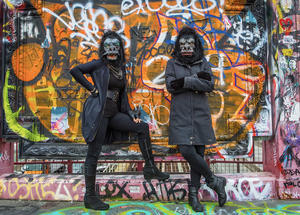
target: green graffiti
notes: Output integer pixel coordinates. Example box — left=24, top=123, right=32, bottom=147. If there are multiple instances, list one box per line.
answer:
left=3, top=69, right=48, bottom=142
left=39, top=201, right=300, bottom=215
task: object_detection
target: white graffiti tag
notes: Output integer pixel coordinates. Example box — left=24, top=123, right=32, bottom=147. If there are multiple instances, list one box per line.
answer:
left=0, top=151, right=10, bottom=162
left=121, top=0, right=217, bottom=18
left=43, top=2, right=129, bottom=48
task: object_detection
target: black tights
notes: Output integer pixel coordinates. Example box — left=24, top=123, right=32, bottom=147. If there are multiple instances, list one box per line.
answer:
left=85, top=112, right=152, bottom=176
left=178, top=145, right=212, bottom=188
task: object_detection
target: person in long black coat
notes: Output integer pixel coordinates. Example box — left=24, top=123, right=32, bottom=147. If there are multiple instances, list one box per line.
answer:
left=165, top=27, right=227, bottom=212
left=70, top=31, right=169, bottom=211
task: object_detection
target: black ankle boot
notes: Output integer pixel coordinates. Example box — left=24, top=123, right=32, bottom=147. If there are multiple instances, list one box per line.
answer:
left=188, top=185, right=204, bottom=212
left=84, top=175, right=109, bottom=210
left=143, top=164, right=170, bottom=180
left=207, top=175, right=227, bottom=207
left=139, top=135, right=170, bottom=180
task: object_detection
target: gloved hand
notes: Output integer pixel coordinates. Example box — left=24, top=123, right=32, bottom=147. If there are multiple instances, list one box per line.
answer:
left=170, top=78, right=184, bottom=90
left=128, top=107, right=141, bottom=120
left=197, top=72, right=211, bottom=81
left=90, top=87, right=99, bottom=97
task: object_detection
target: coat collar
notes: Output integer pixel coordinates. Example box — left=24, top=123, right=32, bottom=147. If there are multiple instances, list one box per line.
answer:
left=174, top=58, right=203, bottom=67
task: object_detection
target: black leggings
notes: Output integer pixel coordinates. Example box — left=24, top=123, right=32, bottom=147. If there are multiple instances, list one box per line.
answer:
left=85, top=112, right=151, bottom=176
left=179, top=145, right=212, bottom=188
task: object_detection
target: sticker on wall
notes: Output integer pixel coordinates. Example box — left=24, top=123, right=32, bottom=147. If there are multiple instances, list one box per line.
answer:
left=51, top=107, right=69, bottom=134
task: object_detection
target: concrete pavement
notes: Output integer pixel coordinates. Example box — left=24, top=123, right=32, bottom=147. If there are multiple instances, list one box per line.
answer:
left=0, top=199, right=299, bottom=215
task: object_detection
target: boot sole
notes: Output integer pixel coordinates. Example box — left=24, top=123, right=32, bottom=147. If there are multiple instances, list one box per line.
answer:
left=84, top=200, right=110, bottom=210
left=144, top=175, right=170, bottom=180
left=144, top=176, right=170, bottom=181
left=188, top=201, right=204, bottom=212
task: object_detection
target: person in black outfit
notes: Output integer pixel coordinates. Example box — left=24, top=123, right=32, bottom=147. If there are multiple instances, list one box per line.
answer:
left=165, top=27, right=227, bottom=212
left=70, top=31, right=169, bottom=211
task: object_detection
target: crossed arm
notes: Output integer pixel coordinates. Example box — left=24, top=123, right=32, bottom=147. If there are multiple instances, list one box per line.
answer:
left=165, top=60, right=214, bottom=94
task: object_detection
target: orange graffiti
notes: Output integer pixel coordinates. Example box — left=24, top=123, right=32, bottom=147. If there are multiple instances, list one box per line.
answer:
left=11, top=43, right=44, bottom=82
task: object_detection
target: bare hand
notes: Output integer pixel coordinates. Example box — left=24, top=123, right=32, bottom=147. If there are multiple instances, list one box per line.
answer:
left=133, top=118, right=141, bottom=123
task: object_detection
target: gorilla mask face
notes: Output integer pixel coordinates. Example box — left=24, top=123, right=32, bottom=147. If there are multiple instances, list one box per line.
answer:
left=179, top=35, right=195, bottom=57
left=103, top=37, right=120, bottom=61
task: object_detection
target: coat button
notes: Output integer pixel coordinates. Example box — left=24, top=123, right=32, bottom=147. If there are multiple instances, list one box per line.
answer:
left=195, top=90, right=198, bottom=94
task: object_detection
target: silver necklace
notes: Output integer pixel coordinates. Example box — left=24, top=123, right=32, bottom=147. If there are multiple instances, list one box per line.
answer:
left=107, top=64, right=123, bottom=80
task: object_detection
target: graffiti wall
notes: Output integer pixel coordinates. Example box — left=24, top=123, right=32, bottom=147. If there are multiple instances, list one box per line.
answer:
left=0, top=141, right=14, bottom=175
left=264, top=0, right=300, bottom=199
left=1, top=0, right=272, bottom=159
left=0, top=173, right=277, bottom=201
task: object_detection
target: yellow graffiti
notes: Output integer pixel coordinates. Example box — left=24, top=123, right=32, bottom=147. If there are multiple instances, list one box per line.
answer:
left=1, top=176, right=82, bottom=201
left=3, top=0, right=15, bottom=9
left=3, top=70, right=48, bottom=142
left=282, top=49, right=293, bottom=56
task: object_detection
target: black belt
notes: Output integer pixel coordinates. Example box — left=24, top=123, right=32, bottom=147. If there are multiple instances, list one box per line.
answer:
left=107, top=89, right=120, bottom=103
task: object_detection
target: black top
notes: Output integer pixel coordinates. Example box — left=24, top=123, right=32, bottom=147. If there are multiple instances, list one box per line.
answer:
left=103, top=73, right=125, bottom=117
left=70, top=61, right=125, bottom=117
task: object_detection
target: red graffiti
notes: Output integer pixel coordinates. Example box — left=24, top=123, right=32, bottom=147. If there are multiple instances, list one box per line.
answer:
left=279, top=18, right=293, bottom=35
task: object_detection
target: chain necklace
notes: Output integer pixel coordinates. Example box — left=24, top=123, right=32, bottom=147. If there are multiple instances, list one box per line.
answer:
left=107, top=63, right=123, bottom=80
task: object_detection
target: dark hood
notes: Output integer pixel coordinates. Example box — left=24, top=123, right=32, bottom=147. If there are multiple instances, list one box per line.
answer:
left=172, top=26, right=204, bottom=65
left=98, top=31, right=125, bottom=67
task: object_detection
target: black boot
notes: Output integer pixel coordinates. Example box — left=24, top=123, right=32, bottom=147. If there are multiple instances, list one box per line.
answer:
left=140, top=137, right=170, bottom=180
left=143, top=164, right=170, bottom=180
left=84, top=175, right=109, bottom=210
left=207, top=175, right=227, bottom=207
left=188, top=185, right=204, bottom=212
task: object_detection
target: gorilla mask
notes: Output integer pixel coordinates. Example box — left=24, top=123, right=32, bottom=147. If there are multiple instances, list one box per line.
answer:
left=99, top=31, right=125, bottom=67
left=172, top=27, right=204, bottom=65
left=179, top=35, right=195, bottom=57
left=103, top=37, right=120, bottom=61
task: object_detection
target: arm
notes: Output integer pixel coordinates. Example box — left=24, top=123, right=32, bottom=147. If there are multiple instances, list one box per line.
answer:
left=165, top=60, right=189, bottom=94
left=183, top=60, right=214, bottom=92
left=70, top=60, right=99, bottom=91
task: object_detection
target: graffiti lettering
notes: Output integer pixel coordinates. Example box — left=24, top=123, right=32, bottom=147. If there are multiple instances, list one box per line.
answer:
left=0, top=151, right=10, bottom=162
left=0, top=174, right=275, bottom=201
left=121, top=0, right=217, bottom=17
left=98, top=180, right=132, bottom=199
left=283, top=169, right=300, bottom=176
left=283, top=180, right=300, bottom=189
left=143, top=180, right=188, bottom=201
left=43, top=2, right=128, bottom=48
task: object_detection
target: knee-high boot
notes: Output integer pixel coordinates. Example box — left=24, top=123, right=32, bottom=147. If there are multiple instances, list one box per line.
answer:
left=206, top=175, right=227, bottom=207
left=188, top=185, right=204, bottom=212
left=84, top=174, right=109, bottom=210
left=139, top=136, right=170, bottom=180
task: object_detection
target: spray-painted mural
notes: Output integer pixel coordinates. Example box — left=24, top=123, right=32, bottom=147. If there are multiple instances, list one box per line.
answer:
left=265, top=0, right=300, bottom=200
left=1, top=0, right=272, bottom=159
left=0, top=173, right=277, bottom=201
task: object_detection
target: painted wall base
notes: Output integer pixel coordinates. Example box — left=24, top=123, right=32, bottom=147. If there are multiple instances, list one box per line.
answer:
left=0, top=141, right=14, bottom=175
left=0, top=172, right=277, bottom=201
left=277, top=177, right=300, bottom=199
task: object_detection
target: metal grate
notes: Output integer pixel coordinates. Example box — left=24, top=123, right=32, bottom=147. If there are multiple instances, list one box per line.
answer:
left=13, top=140, right=263, bottom=175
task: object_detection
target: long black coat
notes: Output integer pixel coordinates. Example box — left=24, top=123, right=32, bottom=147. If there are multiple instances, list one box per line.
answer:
left=70, top=59, right=131, bottom=144
left=165, top=58, right=216, bottom=145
